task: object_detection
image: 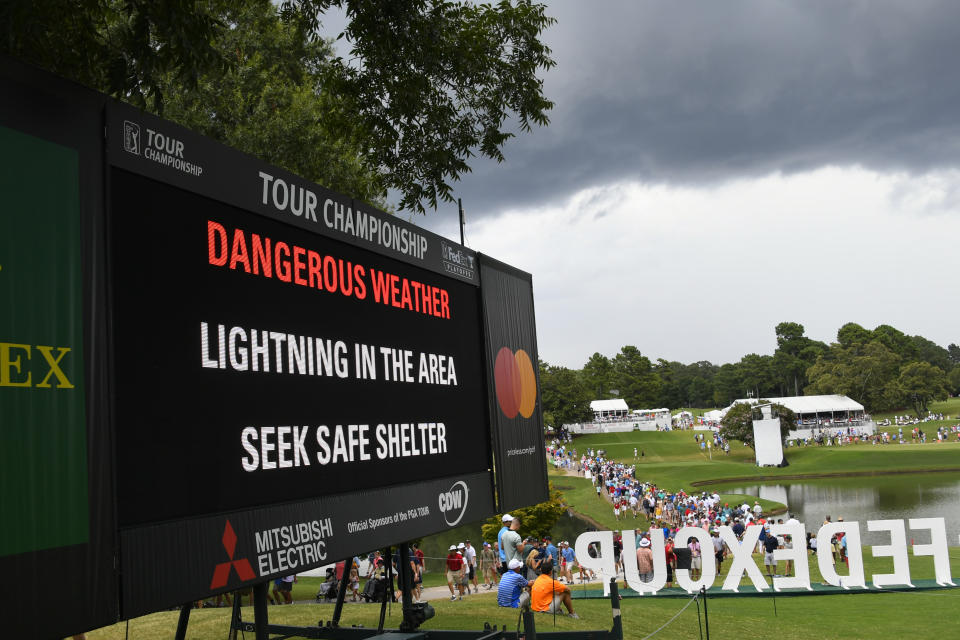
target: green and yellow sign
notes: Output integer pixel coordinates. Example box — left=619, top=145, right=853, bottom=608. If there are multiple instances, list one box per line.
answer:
left=0, top=125, right=88, bottom=556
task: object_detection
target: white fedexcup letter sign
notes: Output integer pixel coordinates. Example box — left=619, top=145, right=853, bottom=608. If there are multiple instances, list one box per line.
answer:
left=770, top=522, right=811, bottom=591
left=909, top=518, right=954, bottom=586
left=573, top=517, right=946, bottom=595
left=720, top=525, right=768, bottom=592
left=576, top=530, right=615, bottom=596
left=674, top=527, right=716, bottom=594
left=817, top=521, right=866, bottom=589
left=621, top=529, right=667, bottom=595
left=869, top=519, right=912, bottom=588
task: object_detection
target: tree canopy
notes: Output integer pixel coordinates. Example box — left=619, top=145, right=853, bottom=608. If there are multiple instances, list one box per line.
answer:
left=539, top=361, right=593, bottom=428
left=2, top=0, right=556, bottom=213
left=480, top=483, right=567, bottom=543
left=535, top=320, right=956, bottom=425
left=719, top=401, right=797, bottom=449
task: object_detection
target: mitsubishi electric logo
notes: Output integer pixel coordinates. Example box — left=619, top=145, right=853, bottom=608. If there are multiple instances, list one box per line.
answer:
left=210, top=520, right=256, bottom=589
left=123, top=120, right=141, bottom=154
left=439, top=481, right=469, bottom=527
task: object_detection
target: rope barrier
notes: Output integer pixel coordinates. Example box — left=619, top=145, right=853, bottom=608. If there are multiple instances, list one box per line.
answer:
left=637, top=594, right=700, bottom=640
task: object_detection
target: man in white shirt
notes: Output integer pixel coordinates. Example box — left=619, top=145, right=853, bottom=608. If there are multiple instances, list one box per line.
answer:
left=463, top=540, right=479, bottom=593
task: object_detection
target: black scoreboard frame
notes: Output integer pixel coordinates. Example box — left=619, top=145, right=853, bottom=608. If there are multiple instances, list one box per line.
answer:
left=0, top=57, right=548, bottom=638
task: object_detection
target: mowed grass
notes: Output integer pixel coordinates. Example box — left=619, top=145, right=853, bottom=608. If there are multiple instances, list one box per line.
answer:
left=869, top=397, right=960, bottom=438
left=870, top=396, right=960, bottom=423
left=81, top=554, right=960, bottom=640
left=566, top=429, right=960, bottom=496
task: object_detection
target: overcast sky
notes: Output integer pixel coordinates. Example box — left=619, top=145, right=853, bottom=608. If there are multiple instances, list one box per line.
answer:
left=337, top=1, right=960, bottom=369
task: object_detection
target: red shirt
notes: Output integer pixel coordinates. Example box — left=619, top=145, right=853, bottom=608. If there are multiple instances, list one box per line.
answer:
left=446, top=553, right=463, bottom=571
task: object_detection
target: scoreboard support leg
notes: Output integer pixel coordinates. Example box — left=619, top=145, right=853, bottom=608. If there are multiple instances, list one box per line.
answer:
left=254, top=580, right=270, bottom=640
left=229, top=593, right=243, bottom=640
left=377, top=547, right=393, bottom=633
left=174, top=602, right=192, bottom=640
left=332, top=557, right=353, bottom=626
left=398, top=544, right=415, bottom=630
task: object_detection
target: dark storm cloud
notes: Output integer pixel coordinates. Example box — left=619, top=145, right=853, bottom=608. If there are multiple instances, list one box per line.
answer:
left=450, top=0, right=960, bottom=217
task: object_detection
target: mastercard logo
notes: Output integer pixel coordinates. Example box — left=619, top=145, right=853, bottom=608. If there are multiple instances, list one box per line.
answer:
left=493, top=347, right=537, bottom=419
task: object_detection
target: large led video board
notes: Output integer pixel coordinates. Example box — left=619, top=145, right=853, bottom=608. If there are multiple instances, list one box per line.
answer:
left=1, top=58, right=547, bottom=633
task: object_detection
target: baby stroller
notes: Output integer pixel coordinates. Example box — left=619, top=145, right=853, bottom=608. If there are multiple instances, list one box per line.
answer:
left=359, top=573, right=388, bottom=603
left=316, top=567, right=340, bottom=602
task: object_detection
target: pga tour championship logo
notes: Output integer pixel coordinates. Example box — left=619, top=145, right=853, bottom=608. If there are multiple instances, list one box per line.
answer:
left=577, top=517, right=957, bottom=596
left=123, top=120, right=141, bottom=154
left=121, top=119, right=203, bottom=177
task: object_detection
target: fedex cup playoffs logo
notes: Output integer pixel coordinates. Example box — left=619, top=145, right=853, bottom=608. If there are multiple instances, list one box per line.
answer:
left=493, top=347, right=537, bottom=419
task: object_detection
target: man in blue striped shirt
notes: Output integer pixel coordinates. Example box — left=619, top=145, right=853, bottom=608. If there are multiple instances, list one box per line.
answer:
left=497, top=559, right=530, bottom=608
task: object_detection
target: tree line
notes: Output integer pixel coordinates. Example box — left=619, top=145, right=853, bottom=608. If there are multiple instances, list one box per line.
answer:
left=540, top=321, right=959, bottom=426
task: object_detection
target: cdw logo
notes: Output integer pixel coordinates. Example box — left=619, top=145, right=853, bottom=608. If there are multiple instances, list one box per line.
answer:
left=210, top=520, right=256, bottom=589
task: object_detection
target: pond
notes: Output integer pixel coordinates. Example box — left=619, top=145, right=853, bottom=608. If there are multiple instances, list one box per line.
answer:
left=719, top=472, right=960, bottom=544
left=404, top=472, right=960, bottom=569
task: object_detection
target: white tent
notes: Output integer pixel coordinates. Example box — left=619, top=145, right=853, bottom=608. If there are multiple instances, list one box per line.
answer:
left=590, top=399, right=629, bottom=419
left=720, top=394, right=873, bottom=439
left=702, top=409, right=724, bottom=422
left=722, top=394, right=864, bottom=418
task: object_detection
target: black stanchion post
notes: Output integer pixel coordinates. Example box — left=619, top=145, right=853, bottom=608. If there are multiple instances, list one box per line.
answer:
left=229, top=592, right=242, bottom=640
left=378, top=546, right=392, bottom=634
left=701, top=585, right=710, bottom=640
left=398, top=543, right=423, bottom=632
left=695, top=595, right=703, bottom=640
left=174, top=602, right=191, bottom=640
left=253, top=581, right=270, bottom=640
left=609, top=578, right=623, bottom=640
left=332, top=558, right=353, bottom=626
left=522, top=606, right=537, bottom=640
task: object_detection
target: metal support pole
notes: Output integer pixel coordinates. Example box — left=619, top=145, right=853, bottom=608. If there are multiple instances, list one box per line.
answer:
left=522, top=607, right=537, bottom=640
left=174, top=602, right=192, bottom=640
left=228, top=592, right=242, bottom=640
left=398, top=543, right=418, bottom=631
left=458, top=198, right=465, bottom=245
left=332, top=558, right=353, bottom=626
left=378, top=547, right=393, bottom=633
left=701, top=585, right=710, bottom=640
left=609, top=578, right=623, bottom=640
left=253, top=581, right=270, bottom=640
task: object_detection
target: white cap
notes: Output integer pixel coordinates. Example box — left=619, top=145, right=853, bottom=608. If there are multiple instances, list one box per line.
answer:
left=507, top=559, right=523, bottom=569
left=449, top=545, right=457, bottom=551
left=502, top=514, right=514, bottom=522
left=639, top=537, right=651, bottom=547
left=457, top=542, right=465, bottom=548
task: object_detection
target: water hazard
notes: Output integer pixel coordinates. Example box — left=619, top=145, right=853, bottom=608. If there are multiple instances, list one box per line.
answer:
left=721, top=472, right=960, bottom=544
